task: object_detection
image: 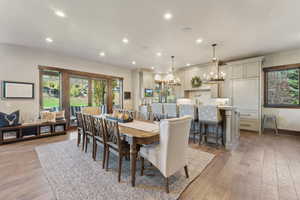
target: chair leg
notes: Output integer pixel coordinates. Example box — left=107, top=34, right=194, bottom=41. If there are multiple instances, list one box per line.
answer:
left=118, top=155, right=123, bottom=182
left=216, top=125, right=219, bottom=148
left=93, top=139, right=97, bottom=161
left=140, top=157, right=144, bottom=176
left=105, top=148, right=110, bottom=171
left=82, top=133, right=85, bottom=151
left=77, top=132, right=81, bottom=147
left=165, top=177, right=169, bottom=193
left=102, top=145, right=106, bottom=169
left=85, top=137, right=88, bottom=153
left=184, top=165, right=189, bottom=178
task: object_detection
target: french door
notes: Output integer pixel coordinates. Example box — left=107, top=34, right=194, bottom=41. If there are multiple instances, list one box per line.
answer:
left=39, top=66, right=123, bottom=127
left=69, top=76, right=107, bottom=126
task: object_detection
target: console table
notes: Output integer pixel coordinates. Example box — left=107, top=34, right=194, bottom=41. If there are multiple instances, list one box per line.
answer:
left=0, top=121, right=67, bottom=145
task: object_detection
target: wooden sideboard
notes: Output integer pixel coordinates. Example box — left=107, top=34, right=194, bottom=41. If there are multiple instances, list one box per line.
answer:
left=0, top=121, right=67, bottom=145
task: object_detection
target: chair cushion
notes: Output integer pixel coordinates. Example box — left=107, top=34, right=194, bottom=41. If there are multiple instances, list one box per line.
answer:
left=140, top=143, right=161, bottom=168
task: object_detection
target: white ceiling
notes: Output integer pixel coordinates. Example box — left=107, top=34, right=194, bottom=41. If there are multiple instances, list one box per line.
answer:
left=1, top=0, right=300, bottom=72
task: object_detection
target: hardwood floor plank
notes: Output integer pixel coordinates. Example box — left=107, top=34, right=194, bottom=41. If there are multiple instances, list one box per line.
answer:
left=1, top=131, right=300, bottom=200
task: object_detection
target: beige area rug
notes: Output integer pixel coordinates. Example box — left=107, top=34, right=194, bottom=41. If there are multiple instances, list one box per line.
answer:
left=36, top=140, right=215, bottom=200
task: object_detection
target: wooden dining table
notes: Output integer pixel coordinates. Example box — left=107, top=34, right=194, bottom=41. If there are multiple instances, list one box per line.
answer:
left=118, top=120, right=160, bottom=187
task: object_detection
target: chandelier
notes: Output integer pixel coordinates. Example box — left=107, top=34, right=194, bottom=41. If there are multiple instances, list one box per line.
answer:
left=155, top=56, right=181, bottom=86
left=205, top=44, right=226, bottom=83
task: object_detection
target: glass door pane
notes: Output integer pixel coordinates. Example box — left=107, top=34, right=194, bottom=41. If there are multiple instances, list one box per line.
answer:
left=41, top=71, right=61, bottom=111
left=92, top=79, right=107, bottom=113
left=112, top=79, right=123, bottom=109
left=69, top=77, right=89, bottom=125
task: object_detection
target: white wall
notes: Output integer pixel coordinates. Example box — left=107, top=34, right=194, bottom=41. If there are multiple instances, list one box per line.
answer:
left=0, top=43, right=132, bottom=122
left=263, top=48, right=300, bottom=131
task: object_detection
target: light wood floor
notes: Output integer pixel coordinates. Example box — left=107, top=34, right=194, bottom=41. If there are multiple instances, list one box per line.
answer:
left=1, top=131, right=300, bottom=200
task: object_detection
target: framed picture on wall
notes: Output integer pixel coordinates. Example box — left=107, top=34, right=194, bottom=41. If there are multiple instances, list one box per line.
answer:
left=2, top=81, right=34, bottom=99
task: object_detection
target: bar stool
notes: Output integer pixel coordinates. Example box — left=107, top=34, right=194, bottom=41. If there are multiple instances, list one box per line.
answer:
left=262, top=114, right=279, bottom=135
left=179, top=104, right=199, bottom=143
left=198, top=105, right=223, bottom=147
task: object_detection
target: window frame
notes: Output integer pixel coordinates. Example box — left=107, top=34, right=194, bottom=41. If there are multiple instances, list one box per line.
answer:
left=264, top=63, right=300, bottom=108
left=39, top=66, right=124, bottom=119
left=40, top=70, right=62, bottom=110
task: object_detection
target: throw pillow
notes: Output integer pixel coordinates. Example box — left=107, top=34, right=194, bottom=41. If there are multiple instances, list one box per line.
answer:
left=0, top=110, right=20, bottom=127
left=40, top=111, right=56, bottom=123
left=55, top=110, right=65, bottom=121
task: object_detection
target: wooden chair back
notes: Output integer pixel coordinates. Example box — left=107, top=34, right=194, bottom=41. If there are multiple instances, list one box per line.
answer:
left=92, top=116, right=107, bottom=143
left=103, top=118, right=122, bottom=150
left=83, top=114, right=94, bottom=135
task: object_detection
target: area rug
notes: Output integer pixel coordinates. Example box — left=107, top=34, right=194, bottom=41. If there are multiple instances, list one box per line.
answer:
left=35, top=140, right=215, bottom=200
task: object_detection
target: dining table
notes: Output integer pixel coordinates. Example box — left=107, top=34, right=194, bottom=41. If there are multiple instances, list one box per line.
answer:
left=118, top=120, right=160, bottom=187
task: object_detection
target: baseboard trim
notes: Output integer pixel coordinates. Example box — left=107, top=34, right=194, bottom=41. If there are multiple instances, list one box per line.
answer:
left=264, top=128, right=300, bottom=136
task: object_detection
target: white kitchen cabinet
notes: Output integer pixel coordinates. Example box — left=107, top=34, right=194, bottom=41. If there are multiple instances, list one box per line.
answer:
left=245, top=62, right=260, bottom=78
left=231, top=64, right=244, bottom=79
left=224, top=57, right=264, bottom=133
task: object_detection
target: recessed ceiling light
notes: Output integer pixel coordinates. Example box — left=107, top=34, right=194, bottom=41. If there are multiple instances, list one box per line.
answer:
left=156, top=52, right=162, bottom=57
left=164, top=12, right=173, bottom=20
left=132, top=61, right=136, bottom=65
left=196, top=38, right=203, bottom=44
left=99, top=52, right=105, bottom=57
left=186, top=63, right=191, bottom=66
left=122, top=37, right=129, bottom=44
left=55, top=10, right=66, bottom=18
left=151, top=66, right=155, bottom=70
left=45, top=37, right=53, bottom=43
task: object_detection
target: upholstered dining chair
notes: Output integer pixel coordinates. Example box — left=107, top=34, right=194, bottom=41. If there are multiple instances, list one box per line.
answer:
left=134, top=111, right=150, bottom=121
left=103, top=118, right=130, bottom=182
left=198, top=105, right=223, bottom=147
left=179, top=104, right=199, bottom=143
left=82, top=114, right=94, bottom=156
left=91, top=116, right=107, bottom=168
left=76, top=112, right=84, bottom=150
left=151, top=103, right=164, bottom=121
left=139, top=116, right=192, bottom=193
left=82, top=107, right=101, bottom=115
left=163, top=103, right=177, bottom=118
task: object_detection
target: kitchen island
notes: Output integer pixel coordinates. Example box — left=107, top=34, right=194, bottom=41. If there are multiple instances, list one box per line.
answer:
left=139, top=104, right=240, bottom=150
left=218, top=106, right=240, bottom=150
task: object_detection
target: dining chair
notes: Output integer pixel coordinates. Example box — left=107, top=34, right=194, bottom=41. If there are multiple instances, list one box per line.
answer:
left=82, top=107, right=101, bottom=115
left=179, top=104, right=199, bottom=143
left=103, top=118, right=130, bottom=182
left=151, top=103, right=165, bottom=120
left=76, top=112, right=84, bottom=149
left=139, top=116, right=192, bottom=193
left=83, top=114, right=94, bottom=155
left=91, top=116, right=107, bottom=168
left=134, top=111, right=150, bottom=121
left=163, top=103, right=177, bottom=118
left=198, top=105, right=223, bottom=147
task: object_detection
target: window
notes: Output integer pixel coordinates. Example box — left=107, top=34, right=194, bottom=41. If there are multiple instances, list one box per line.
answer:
left=41, top=70, right=61, bottom=111
left=69, top=77, right=89, bottom=107
left=92, top=79, right=107, bottom=106
left=112, top=79, right=123, bottom=109
left=264, top=65, right=300, bottom=107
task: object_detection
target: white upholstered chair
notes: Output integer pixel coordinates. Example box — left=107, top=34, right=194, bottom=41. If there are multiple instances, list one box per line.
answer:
left=198, top=105, right=223, bottom=146
left=139, top=116, right=192, bottom=193
left=151, top=103, right=165, bottom=121
left=179, top=104, right=199, bottom=143
left=163, top=103, right=177, bottom=118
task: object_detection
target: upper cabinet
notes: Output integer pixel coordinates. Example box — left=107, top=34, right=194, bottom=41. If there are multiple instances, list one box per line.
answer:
left=231, top=64, right=244, bottom=79
left=245, top=62, right=260, bottom=78
left=231, top=60, right=261, bottom=79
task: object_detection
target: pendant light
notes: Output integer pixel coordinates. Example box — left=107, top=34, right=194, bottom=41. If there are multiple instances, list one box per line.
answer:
left=164, top=56, right=181, bottom=86
left=206, top=43, right=225, bottom=83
